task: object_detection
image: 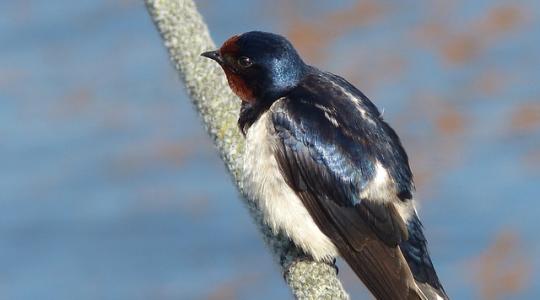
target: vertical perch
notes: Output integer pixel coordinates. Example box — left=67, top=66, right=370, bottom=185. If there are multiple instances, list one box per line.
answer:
left=144, top=0, right=349, bottom=299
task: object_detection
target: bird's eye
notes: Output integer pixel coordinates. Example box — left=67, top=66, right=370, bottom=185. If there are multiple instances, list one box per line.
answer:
left=237, top=56, right=253, bottom=68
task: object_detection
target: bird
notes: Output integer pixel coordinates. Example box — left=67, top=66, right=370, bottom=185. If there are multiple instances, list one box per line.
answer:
left=202, top=31, right=449, bottom=300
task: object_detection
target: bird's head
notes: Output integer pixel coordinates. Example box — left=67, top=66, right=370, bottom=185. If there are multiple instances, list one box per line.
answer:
left=201, top=31, right=306, bottom=103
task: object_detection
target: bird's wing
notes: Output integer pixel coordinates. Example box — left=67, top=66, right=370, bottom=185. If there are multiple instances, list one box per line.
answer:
left=270, top=96, right=425, bottom=300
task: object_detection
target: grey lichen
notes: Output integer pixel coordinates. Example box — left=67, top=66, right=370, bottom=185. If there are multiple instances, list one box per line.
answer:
left=144, top=0, right=349, bottom=299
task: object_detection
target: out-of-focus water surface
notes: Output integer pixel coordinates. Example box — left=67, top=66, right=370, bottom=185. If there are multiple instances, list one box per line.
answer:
left=1, top=0, right=539, bottom=299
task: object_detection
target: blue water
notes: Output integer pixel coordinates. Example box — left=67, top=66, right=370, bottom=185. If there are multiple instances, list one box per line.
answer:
left=1, top=1, right=539, bottom=299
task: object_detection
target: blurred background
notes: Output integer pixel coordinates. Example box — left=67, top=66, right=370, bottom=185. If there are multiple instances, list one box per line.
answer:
left=1, top=0, right=539, bottom=299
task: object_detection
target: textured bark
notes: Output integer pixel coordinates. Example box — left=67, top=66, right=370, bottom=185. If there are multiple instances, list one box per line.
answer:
left=144, top=0, right=349, bottom=299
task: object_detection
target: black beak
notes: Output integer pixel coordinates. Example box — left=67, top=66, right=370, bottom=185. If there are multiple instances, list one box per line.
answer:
left=201, top=50, right=223, bottom=64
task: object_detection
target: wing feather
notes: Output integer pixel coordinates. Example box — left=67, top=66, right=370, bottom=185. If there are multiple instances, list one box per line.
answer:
left=270, top=96, right=423, bottom=300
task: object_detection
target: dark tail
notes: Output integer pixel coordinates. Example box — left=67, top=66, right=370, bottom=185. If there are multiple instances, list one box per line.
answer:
left=400, top=213, right=449, bottom=300
left=339, top=237, right=426, bottom=300
left=338, top=212, right=449, bottom=300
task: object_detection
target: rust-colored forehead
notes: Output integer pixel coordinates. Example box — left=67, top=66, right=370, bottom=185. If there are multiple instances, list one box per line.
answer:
left=219, top=35, right=240, bottom=55
left=217, top=34, right=256, bottom=103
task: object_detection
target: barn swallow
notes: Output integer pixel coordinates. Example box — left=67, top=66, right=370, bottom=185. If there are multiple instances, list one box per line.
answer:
left=202, top=31, right=448, bottom=300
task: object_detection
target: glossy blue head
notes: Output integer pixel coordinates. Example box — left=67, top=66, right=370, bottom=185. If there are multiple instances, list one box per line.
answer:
left=202, top=31, right=307, bottom=103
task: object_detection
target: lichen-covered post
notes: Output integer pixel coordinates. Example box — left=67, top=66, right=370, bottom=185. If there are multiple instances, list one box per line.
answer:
left=144, top=0, right=349, bottom=298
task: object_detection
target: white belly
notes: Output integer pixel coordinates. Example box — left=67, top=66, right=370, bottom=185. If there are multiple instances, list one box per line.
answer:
left=242, top=112, right=338, bottom=262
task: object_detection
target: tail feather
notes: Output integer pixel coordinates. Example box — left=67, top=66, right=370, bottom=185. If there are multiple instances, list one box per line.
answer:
left=338, top=212, right=449, bottom=300
left=339, top=238, right=426, bottom=300
left=400, top=213, right=449, bottom=299
left=416, top=282, right=448, bottom=300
